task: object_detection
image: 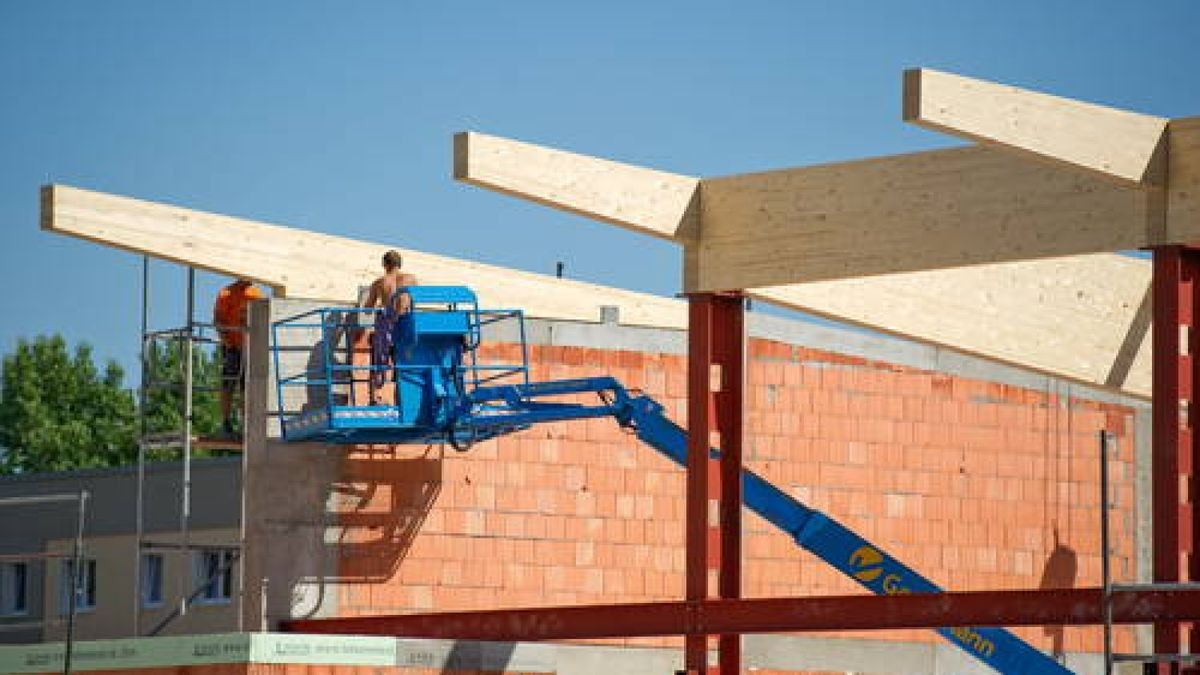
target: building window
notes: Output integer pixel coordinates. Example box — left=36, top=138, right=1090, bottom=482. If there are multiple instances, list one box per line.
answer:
left=193, top=550, right=234, bottom=604
left=0, top=562, right=28, bottom=616
left=140, top=554, right=164, bottom=608
left=59, top=558, right=96, bottom=614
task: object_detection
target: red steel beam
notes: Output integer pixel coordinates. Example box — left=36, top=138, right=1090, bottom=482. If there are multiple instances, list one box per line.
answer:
left=283, top=587, right=1200, bottom=641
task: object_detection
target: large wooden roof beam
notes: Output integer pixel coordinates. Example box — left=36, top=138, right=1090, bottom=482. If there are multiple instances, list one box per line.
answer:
left=755, top=254, right=1152, bottom=398
left=693, top=145, right=1158, bottom=290
left=453, top=131, right=700, bottom=242
left=1168, top=116, right=1200, bottom=241
left=41, top=184, right=687, bottom=328
left=45, top=183, right=1157, bottom=399
left=902, top=68, right=1170, bottom=186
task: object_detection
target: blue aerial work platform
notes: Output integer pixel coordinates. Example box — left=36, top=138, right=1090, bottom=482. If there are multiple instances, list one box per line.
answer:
left=271, top=285, right=1072, bottom=675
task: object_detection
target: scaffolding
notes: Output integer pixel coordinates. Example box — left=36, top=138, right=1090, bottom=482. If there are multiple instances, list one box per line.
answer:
left=1098, top=430, right=1200, bottom=672
left=131, top=259, right=247, bottom=637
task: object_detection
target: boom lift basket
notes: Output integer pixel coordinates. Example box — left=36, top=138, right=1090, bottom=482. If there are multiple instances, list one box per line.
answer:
left=270, top=286, right=529, bottom=445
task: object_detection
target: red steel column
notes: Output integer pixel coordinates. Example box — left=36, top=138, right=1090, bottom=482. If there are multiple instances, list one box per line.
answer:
left=1193, top=248, right=1200, bottom=675
left=1152, top=246, right=1199, bottom=674
left=685, top=296, right=713, bottom=674
left=712, top=294, right=745, bottom=675
left=686, top=293, right=745, bottom=675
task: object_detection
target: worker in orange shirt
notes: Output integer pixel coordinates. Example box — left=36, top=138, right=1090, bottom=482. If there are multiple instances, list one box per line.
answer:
left=213, top=278, right=265, bottom=435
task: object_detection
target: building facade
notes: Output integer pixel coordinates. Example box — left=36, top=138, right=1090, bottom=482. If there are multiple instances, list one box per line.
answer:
left=0, top=458, right=242, bottom=644
left=0, top=298, right=1154, bottom=673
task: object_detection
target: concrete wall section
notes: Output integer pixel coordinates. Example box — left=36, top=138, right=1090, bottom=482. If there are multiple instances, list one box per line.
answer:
left=240, top=300, right=344, bottom=632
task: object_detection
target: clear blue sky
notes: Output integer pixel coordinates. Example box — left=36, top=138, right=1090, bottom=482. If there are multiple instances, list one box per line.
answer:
left=2, top=1, right=1198, bottom=382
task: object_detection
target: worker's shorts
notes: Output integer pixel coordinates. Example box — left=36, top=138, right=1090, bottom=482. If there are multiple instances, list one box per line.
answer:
left=220, top=346, right=243, bottom=392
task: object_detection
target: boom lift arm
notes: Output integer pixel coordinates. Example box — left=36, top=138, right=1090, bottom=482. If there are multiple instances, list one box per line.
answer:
left=450, top=377, right=1070, bottom=675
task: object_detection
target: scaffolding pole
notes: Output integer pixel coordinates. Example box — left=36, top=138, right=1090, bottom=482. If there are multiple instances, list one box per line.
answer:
left=1100, top=430, right=1113, bottom=675
left=133, top=255, right=149, bottom=635
left=63, top=489, right=89, bottom=675
left=178, top=267, right=195, bottom=618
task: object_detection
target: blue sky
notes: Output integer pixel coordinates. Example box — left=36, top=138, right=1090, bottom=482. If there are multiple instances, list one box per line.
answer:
left=2, top=1, right=1198, bottom=382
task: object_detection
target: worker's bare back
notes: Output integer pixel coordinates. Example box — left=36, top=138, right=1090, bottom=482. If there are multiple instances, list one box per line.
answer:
left=366, top=269, right=418, bottom=312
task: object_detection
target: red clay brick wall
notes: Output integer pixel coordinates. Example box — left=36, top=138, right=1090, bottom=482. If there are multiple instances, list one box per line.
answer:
left=333, top=337, right=1140, bottom=656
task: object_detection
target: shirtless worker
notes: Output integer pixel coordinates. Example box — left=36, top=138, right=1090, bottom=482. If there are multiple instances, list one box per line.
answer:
left=213, top=278, right=265, bottom=435
left=362, top=250, right=417, bottom=403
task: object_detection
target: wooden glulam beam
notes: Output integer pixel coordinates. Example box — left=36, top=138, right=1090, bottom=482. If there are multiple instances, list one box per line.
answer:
left=902, top=67, right=1169, bottom=186
left=449, top=132, right=1157, bottom=399
left=753, top=253, right=1152, bottom=399
left=44, top=185, right=1155, bottom=399
left=453, top=131, right=700, bottom=242
left=1168, top=116, right=1200, bottom=241
left=40, top=184, right=687, bottom=328
left=693, top=145, right=1160, bottom=291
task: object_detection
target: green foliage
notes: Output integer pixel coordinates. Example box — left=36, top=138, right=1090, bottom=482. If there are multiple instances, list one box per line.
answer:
left=0, top=335, right=136, bottom=473
left=0, top=334, right=223, bottom=475
left=142, top=338, right=222, bottom=440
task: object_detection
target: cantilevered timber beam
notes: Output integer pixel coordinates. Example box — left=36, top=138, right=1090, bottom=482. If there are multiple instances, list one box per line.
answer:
left=453, top=132, right=1158, bottom=399
left=46, top=183, right=1156, bottom=399
left=694, top=145, right=1160, bottom=290
left=902, top=68, right=1169, bottom=186
left=453, top=131, right=700, bottom=241
left=40, top=184, right=687, bottom=328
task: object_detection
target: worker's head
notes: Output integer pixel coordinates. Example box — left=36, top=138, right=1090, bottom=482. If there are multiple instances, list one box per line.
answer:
left=234, top=277, right=253, bottom=287
left=382, top=250, right=402, bottom=271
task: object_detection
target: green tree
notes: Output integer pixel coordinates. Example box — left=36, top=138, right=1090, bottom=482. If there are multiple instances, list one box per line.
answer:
left=0, top=335, right=225, bottom=475
left=142, top=338, right=222, bottom=440
left=0, top=335, right=137, bottom=473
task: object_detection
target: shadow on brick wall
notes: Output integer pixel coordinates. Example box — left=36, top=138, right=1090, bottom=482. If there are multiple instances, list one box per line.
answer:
left=1039, top=527, right=1078, bottom=660
left=332, top=445, right=443, bottom=583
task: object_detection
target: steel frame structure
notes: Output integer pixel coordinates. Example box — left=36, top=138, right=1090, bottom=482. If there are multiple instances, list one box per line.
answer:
left=283, top=279, right=1200, bottom=672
